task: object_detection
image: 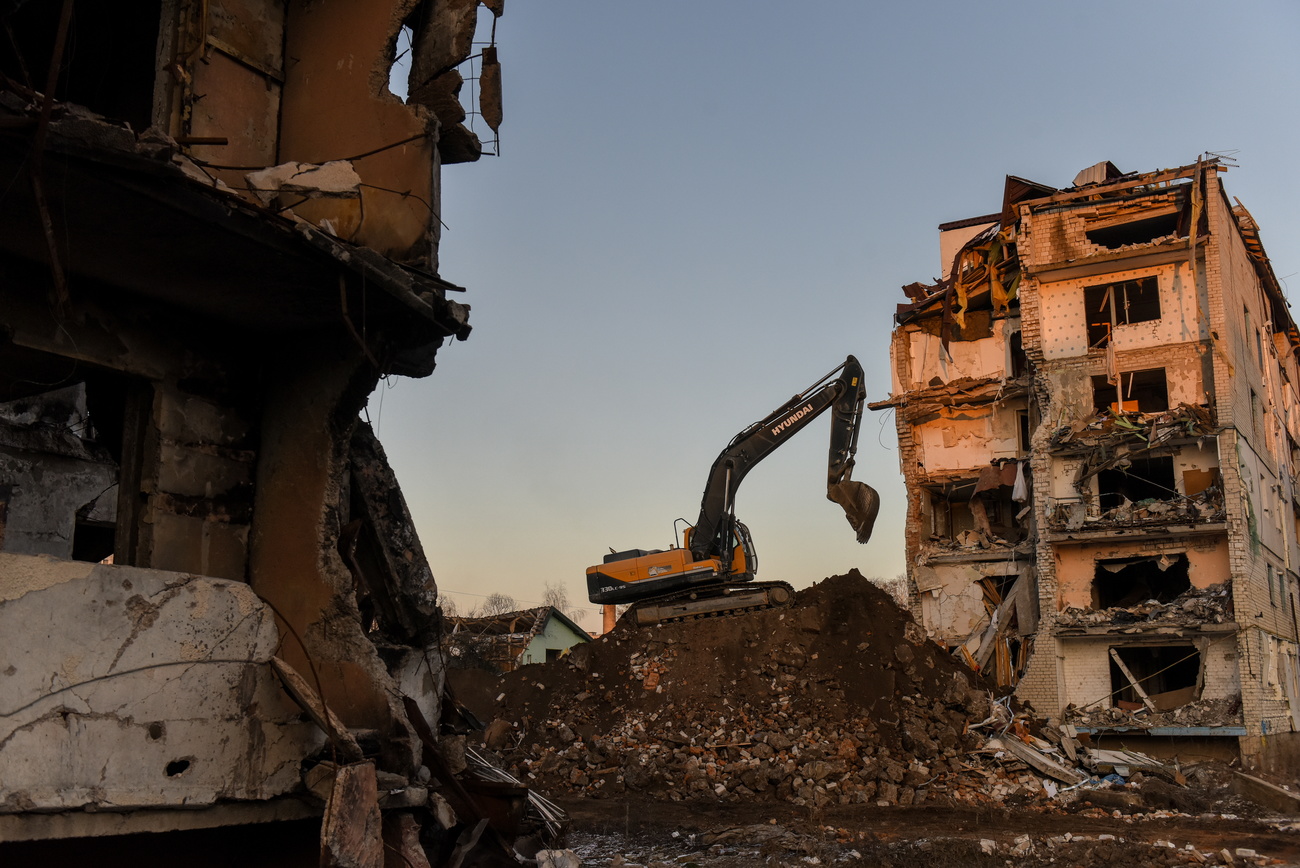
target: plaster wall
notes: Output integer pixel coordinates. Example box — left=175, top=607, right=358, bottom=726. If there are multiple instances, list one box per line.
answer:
left=0, top=449, right=116, bottom=559
left=912, top=403, right=1022, bottom=471
left=279, top=0, right=436, bottom=262
left=906, top=320, right=1011, bottom=386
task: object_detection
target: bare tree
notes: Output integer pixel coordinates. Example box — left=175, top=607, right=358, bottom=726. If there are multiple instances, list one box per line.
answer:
left=868, top=573, right=910, bottom=609
left=542, top=580, right=588, bottom=626
left=438, top=595, right=459, bottom=618
left=542, top=580, right=569, bottom=611
left=474, top=591, right=518, bottom=618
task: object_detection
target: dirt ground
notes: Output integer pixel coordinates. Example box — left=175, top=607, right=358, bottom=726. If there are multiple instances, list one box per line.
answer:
left=555, top=795, right=1300, bottom=867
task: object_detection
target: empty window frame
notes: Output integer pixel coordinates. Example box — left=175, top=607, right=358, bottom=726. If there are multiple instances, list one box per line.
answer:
left=1096, top=454, right=1176, bottom=511
left=1017, top=410, right=1031, bottom=454
left=1092, top=553, right=1191, bottom=609
left=1091, top=368, right=1169, bottom=414
left=1109, top=644, right=1200, bottom=711
left=1085, top=277, right=1161, bottom=348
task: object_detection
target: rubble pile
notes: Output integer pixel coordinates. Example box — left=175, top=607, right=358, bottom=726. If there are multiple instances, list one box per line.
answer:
left=450, top=573, right=1013, bottom=807
left=452, top=572, right=1180, bottom=810
left=1057, top=582, right=1233, bottom=628
left=1049, top=403, right=1217, bottom=451
left=1065, top=694, right=1243, bottom=730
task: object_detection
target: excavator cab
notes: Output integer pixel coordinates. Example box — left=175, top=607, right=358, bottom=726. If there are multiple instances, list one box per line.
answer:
left=586, top=520, right=756, bottom=606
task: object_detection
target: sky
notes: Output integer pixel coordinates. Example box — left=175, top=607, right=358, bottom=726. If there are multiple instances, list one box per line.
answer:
left=374, top=1, right=1300, bottom=631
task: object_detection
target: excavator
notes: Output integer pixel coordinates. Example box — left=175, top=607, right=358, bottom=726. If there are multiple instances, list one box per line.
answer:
left=586, top=355, right=879, bottom=626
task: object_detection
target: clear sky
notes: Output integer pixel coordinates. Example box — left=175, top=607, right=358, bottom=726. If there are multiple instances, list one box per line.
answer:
left=375, top=1, right=1300, bottom=630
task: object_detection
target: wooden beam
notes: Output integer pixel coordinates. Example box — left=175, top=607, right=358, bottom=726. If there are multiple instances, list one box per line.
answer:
left=1109, top=647, right=1157, bottom=712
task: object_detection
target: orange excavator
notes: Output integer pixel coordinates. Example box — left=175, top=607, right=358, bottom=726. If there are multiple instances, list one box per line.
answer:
left=586, top=356, right=878, bottom=626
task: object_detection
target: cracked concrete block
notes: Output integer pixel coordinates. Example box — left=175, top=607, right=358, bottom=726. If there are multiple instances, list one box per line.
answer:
left=155, top=391, right=252, bottom=447
left=156, top=440, right=253, bottom=498
left=146, top=512, right=248, bottom=581
left=0, top=552, right=323, bottom=812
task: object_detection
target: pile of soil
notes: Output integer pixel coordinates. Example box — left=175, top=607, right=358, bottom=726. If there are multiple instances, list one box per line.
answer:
left=450, top=571, right=1005, bottom=807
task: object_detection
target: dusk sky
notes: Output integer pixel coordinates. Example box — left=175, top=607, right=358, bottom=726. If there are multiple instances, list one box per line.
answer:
left=376, top=2, right=1300, bottom=629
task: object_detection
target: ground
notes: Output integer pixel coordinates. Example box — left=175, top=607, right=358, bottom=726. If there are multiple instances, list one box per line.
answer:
left=557, top=796, right=1299, bottom=867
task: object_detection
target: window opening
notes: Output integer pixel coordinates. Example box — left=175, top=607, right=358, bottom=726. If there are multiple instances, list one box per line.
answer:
left=1017, top=410, right=1031, bottom=454
left=1092, top=554, right=1190, bottom=609
left=1085, top=277, right=1160, bottom=348
left=1091, top=368, right=1169, bottom=414
left=1009, top=329, right=1028, bottom=377
left=1109, top=644, right=1200, bottom=711
left=1096, top=454, right=1176, bottom=512
left=0, top=2, right=162, bottom=134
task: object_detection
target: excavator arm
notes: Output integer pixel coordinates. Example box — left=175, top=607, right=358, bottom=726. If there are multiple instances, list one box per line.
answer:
left=689, top=355, right=879, bottom=566
left=586, top=355, right=879, bottom=619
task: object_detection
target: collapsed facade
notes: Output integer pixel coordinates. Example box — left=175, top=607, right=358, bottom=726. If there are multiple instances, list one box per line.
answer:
left=873, top=158, right=1300, bottom=773
left=0, top=1, right=524, bottom=863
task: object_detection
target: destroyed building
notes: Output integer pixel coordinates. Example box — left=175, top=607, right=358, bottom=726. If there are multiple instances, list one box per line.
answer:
left=0, top=0, right=513, bottom=863
left=447, top=606, right=592, bottom=673
left=873, top=158, right=1300, bottom=774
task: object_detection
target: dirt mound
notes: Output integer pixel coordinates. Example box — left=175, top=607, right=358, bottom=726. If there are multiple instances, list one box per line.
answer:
left=449, top=571, right=997, bottom=807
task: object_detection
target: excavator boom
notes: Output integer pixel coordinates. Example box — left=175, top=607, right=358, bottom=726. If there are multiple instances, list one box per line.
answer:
left=586, top=355, right=878, bottom=619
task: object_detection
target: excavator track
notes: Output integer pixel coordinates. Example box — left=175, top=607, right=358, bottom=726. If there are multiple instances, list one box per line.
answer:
left=630, top=581, right=795, bottom=627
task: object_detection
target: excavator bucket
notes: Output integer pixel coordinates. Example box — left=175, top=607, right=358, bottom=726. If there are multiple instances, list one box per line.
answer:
left=827, top=479, right=880, bottom=544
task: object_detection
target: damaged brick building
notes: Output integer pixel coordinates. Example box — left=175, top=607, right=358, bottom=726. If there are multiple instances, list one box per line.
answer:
left=873, top=158, right=1300, bottom=773
left=0, top=1, right=524, bottom=864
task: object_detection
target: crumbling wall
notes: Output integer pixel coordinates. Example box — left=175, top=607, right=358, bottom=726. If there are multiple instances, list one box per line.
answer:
left=1018, top=185, right=1190, bottom=268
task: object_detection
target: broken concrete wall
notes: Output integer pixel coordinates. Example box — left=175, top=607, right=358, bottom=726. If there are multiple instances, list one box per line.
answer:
left=0, top=553, right=323, bottom=812
left=278, top=0, right=437, bottom=262
left=150, top=0, right=503, bottom=266
left=912, top=402, right=1025, bottom=470
left=914, top=561, right=1033, bottom=648
left=904, top=317, right=1015, bottom=386
left=170, top=0, right=285, bottom=170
